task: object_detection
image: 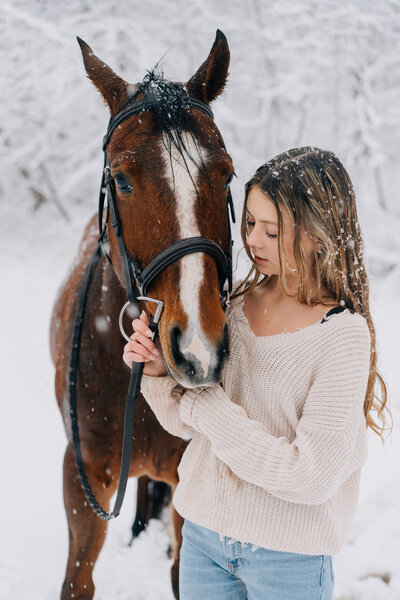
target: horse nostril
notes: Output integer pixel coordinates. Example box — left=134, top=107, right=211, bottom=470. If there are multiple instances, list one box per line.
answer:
left=170, top=325, right=185, bottom=368
left=171, top=327, right=182, bottom=348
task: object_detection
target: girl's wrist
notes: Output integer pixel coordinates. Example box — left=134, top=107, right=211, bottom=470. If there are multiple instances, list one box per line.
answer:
left=146, top=370, right=168, bottom=378
left=140, top=372, right=179, bottom=398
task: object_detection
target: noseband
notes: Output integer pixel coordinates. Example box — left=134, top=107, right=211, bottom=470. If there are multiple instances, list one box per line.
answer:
left=69, top=87, right=236, bottom=521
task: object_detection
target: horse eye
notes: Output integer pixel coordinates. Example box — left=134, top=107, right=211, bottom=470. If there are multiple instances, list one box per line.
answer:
left=114, top=173, right=133, bottom=193
left=224, top=173, right=234, bottom=190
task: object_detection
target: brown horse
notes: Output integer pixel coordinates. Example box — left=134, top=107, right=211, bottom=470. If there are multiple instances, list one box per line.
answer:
left=50, top=31, right=234, bottom=600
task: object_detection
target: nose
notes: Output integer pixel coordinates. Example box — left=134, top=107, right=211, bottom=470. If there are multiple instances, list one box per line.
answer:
left=168, top=323, right=229, bottom=387
left=246, top=227, right=263, bottom=250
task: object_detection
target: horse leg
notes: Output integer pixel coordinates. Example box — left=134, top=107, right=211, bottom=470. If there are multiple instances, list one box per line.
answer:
left=130, top=475, right=150, bottom=542
left=61, top=443, right=116, bottom=600
left=150, top=480, right=171, bottom=519
left=133, top=476, right=181, bottom=599
left=131, top=477, right=171, bottom=543
left=170, top=499, right=184, bottom=600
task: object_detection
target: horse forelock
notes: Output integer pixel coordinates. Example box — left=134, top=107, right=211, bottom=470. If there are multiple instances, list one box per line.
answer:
left=131, top=70, right=210, bottom=181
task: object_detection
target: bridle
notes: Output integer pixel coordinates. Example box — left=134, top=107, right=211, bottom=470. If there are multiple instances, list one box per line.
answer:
left=98, top=93, right=235, bottom=320
left=69, top=87, right=236, bottom=521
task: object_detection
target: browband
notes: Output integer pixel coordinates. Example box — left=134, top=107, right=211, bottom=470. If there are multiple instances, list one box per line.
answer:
left=103, top=95, right=214, bottom=150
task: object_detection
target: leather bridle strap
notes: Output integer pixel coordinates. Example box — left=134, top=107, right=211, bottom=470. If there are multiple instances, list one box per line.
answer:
left=140, top=237, right=230, bottom=297
left=104, top=164, right=141, bottom=302
left=69, top=241, right=145, bottom=521
left=103, top=165, right=232, bottom=303
left=101, top=156, right=233, bottom=305
left=103, top=97, right=214, bottom=151
left=70, top=88, right=234, bottom=522
left=98, top=91, right=233, bottom=305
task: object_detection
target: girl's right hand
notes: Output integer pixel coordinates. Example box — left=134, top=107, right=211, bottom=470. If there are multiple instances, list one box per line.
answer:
left=123, top=310, right=168, bottom=377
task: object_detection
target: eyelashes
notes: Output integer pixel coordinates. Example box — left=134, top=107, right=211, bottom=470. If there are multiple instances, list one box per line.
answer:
left=114, top=173, right=133, bottom=194
left=245, top=220, right=277, bottom=239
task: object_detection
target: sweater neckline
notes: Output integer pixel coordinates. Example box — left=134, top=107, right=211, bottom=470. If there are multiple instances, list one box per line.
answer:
left=234, top=300, right=348, bottom=345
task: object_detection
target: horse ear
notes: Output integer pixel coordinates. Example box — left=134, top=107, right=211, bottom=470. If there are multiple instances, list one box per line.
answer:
left=77, top=37, right=129, bottom=114
left=186, top=30, right=230, bottom=104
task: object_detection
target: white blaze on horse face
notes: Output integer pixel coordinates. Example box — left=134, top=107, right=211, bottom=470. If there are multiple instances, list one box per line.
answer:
left=161, top=132, right=212, bottom=380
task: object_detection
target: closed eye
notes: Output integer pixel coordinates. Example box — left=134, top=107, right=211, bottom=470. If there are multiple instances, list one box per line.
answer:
left=246, top=220, right=277, bottom=239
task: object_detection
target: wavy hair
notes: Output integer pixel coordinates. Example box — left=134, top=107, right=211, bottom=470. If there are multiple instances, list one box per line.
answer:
left=233, top=147, right=391, bottom=441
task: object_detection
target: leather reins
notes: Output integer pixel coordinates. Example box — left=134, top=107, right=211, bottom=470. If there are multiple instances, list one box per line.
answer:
left=69, top=90, right=235, bottom=520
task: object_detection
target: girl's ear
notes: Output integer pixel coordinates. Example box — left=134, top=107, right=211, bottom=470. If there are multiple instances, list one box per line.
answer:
left=77, top=37, right=129, bottom=115
left=186, top=30, right=230, bottom=103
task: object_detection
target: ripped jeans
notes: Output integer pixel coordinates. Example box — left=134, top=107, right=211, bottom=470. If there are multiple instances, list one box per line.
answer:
left=179, top=519, right=335, bottom=600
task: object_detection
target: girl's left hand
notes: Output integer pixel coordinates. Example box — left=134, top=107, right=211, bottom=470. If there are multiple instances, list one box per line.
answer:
left=123, top=311, right=167, bottom=377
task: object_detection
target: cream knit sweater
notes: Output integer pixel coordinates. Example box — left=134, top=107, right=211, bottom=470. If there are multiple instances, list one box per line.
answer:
left=140, top=298, right=371, bottom=555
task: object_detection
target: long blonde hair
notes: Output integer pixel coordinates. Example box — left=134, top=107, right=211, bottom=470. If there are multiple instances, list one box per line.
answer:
left=233, top=147, right=391, bottom=441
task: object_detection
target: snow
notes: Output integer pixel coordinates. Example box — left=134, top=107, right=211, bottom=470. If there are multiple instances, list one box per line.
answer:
left=1, top=1, right=400, bottom=599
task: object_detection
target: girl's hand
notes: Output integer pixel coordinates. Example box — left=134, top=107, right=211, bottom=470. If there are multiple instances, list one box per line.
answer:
left=123, top=310, right=167, bottom=377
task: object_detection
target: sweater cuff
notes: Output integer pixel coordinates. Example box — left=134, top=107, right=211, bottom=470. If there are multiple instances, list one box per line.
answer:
left=140, top=374, right=178, bottom=398
left=180, top=387, right=207, bottom=427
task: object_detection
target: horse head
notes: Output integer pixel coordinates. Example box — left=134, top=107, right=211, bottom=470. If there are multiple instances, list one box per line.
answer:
left=78, top=31, right=234, bottom=389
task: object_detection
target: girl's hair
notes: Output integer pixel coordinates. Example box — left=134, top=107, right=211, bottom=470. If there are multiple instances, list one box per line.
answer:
left=233, top=146, right=391, bottom=441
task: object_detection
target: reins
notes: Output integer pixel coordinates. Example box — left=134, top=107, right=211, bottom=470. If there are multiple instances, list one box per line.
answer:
left=69, top=90, right=235, bottom=520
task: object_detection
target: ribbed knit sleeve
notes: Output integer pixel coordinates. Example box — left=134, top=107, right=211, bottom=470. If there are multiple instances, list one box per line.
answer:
left=140, top=374, right=193, bottom=441
left=179, top=318, right=371, bottom=505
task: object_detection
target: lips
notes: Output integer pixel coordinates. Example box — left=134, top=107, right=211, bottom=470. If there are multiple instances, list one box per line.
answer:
left=254, top=254, right=269, bottom=263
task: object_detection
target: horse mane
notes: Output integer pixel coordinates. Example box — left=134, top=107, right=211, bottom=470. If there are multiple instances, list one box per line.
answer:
left=132, top=69, right=210, bottom=187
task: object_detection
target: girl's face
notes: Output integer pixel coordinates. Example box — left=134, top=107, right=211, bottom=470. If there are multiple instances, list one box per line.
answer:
left=245, top=186, right=315, bottom=280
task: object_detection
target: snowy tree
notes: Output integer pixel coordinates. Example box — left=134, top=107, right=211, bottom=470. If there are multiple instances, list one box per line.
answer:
left=1, top=0, right=399, bottom=271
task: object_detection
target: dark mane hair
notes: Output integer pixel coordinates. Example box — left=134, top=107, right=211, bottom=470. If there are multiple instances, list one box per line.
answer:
left=133, top=69, right=210, bottom=186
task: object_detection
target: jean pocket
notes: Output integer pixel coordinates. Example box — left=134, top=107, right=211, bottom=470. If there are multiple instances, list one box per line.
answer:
left=328, top=556, right=335, bottom=584
left=321, top=555, right=335, bottom=588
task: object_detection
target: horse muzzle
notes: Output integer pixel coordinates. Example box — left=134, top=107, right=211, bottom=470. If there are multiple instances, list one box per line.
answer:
left=166, top=320, right=229, bottom=388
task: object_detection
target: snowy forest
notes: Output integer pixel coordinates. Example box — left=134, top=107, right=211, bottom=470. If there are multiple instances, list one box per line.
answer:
left=1, top=1, right=400, bottom=599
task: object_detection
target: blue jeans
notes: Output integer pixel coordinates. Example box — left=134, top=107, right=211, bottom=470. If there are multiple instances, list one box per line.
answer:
left=179, top=519, right=335, bottom=600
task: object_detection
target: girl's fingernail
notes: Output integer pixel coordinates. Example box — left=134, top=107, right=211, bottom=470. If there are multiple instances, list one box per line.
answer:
left=146, top=329, right=152, bottom=337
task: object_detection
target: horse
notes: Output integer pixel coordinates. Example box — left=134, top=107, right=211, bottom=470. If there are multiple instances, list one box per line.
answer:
left=50, top=30, right=234, bottom=600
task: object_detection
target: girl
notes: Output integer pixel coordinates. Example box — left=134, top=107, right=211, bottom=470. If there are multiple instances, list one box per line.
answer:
left=123, top=147, right=390, bottom=599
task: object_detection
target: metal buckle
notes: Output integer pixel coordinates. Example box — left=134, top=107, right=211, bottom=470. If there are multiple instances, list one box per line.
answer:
left=119, top=296, right=164, bottom=342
